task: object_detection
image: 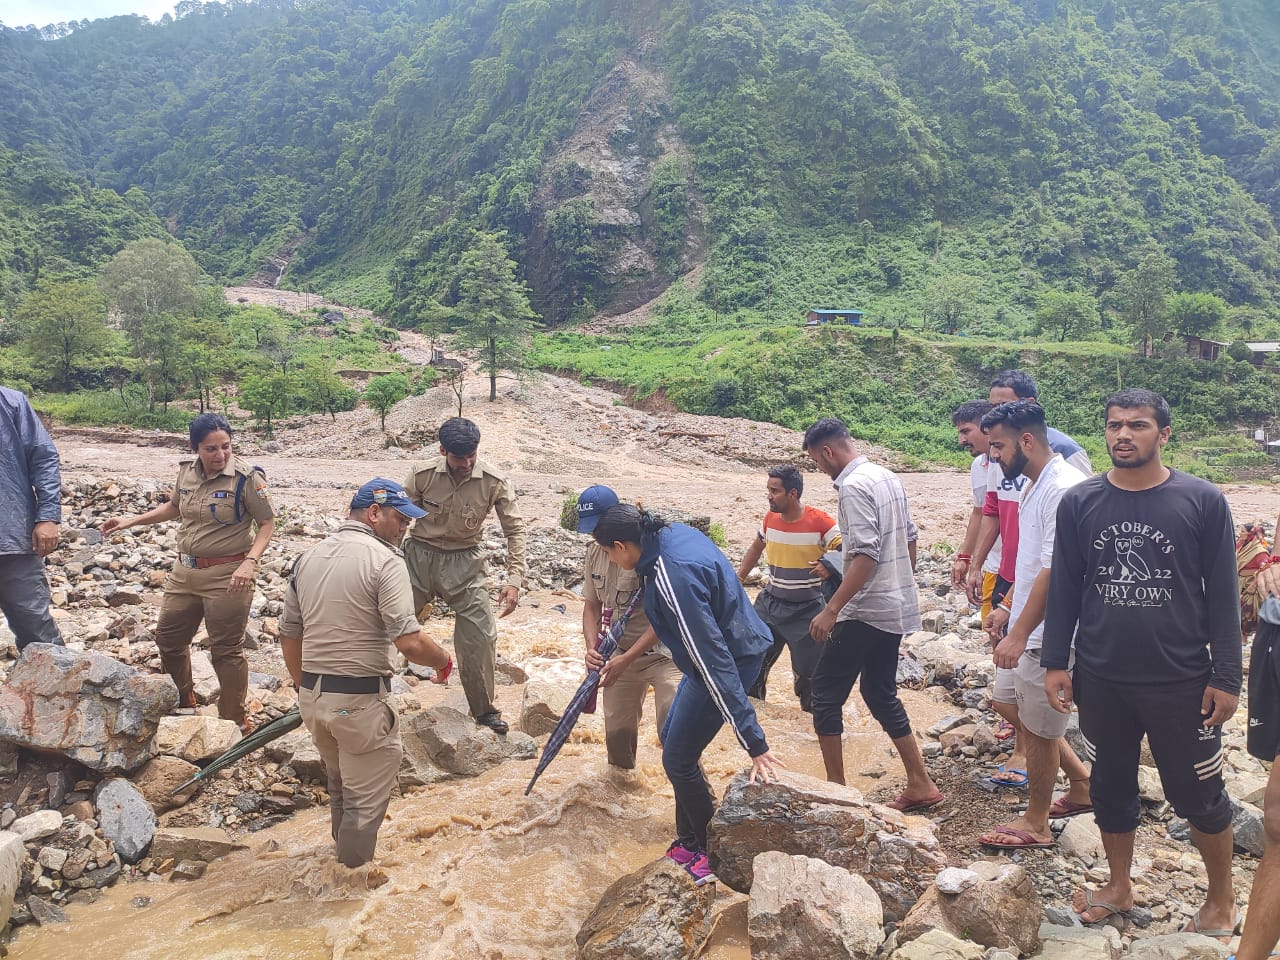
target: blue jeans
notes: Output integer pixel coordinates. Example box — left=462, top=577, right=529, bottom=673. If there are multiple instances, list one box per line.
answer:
left=0, top=553, right=63, bottom=650
left=660, top=652, right=763, bottom=850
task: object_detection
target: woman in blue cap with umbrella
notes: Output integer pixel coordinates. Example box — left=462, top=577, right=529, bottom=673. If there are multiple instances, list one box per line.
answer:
left=592, top=504, right=784, bottom=885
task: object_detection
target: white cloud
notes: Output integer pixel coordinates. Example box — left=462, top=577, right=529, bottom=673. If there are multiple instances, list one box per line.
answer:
left=2, top=0, right=176, bottom=29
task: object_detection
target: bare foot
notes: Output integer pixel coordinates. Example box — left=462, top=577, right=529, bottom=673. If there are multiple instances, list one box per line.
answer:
left=1073, top=885, right=1133, bottom=924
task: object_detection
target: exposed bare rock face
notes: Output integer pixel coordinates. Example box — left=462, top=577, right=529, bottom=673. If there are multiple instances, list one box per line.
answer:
left=528, top=58, right=704, bottom=324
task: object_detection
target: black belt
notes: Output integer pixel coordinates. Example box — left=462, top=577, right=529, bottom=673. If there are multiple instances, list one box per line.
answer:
left=300, top=672, right=390, bottom=694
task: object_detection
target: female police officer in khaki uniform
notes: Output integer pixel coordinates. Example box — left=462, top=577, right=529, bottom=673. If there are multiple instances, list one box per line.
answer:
left=103, top=413, right=274, bottom=733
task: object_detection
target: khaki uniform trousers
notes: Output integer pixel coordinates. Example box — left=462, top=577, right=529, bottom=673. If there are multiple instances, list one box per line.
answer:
left=602, top=652, right=682, bottom=769
left=154, top=578, right=251, bottom=722
left=299, top=683, right=402, bottom=868
left=403, top=540, right=497, bottom=719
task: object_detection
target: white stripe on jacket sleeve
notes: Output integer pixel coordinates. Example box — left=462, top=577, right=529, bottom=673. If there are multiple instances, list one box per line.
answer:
left=653, top=556, right=749, bottom=751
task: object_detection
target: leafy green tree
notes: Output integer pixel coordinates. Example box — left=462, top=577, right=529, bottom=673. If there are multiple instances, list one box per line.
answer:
left=364, top=372, right=409, bottom=432
left=1228, top=339, right=1255, bottom=363
left=1116, top=245, right=1176, bottom=350
left=239, top=371, right=295, bottom=437
left=17, top=278, right=111, bottom=388
left=1033, top=291, right=1101, bottom=342
left=924, top=275, right=982, bottom=336
left=98, top=238, right=202, bottom=350
left=451, top=232, right=541, bottom=401
left=1168, top=292, right=1229, bottom=337
left=135, top=313, right=191, bottom=411
left=299, top=359, right=358, bottom=421
left=228, top=305, right=288, bottom=350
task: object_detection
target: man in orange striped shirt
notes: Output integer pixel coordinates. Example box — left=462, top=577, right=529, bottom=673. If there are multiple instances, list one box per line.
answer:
left=737, top=464, right=842, bottom=712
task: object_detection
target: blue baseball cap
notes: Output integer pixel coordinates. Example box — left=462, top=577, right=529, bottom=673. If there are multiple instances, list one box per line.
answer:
left=576, top=484, right=620, bottom=533
left=350, top=478, right=427, bottom=519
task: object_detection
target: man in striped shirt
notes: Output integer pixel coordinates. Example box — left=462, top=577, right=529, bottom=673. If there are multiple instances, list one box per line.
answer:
left=737, top=464, right=842, bottom=712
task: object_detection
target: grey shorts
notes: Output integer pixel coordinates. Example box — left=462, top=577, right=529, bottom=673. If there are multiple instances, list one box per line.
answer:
left=1013, top=647, right=1072, bottom=740
left=992, top=665, right=1016, bottom=704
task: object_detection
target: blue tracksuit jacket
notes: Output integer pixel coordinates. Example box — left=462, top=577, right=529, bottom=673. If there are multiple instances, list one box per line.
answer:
left=636, top=523, right=773, bottom=756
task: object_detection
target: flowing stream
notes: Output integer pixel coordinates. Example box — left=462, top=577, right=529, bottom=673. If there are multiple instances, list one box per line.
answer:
left=6, top=691, right=950, bottom=959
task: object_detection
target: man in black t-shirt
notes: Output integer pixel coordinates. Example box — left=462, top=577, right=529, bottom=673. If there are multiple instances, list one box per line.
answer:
left=1042, top=389, right=1241, bottom=939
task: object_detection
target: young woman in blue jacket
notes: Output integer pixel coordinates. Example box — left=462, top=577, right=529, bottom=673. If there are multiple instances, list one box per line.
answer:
left=593, top=505, right=785, bottom=884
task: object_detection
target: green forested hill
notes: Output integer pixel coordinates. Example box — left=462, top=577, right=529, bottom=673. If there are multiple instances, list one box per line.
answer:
left=4, top=0, right=1280, bottom=338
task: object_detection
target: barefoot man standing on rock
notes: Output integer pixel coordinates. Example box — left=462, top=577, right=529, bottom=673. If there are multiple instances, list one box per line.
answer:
left=1043, top=389, right=1242, bottom=938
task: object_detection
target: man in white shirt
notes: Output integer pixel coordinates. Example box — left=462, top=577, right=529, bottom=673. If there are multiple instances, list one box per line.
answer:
left=977, top=400, right=1092, bottom=850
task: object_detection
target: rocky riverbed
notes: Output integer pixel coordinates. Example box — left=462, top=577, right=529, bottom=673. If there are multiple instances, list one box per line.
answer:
left=0, top=472, right=1269, bottom=960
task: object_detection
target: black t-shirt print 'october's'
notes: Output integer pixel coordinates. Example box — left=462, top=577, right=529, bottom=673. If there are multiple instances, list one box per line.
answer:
left=1042, top=470, right=1242, bottom=695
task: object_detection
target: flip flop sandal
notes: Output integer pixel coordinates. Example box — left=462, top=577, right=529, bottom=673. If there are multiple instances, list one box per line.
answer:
left=1049, top=797, right=1094, bottom=818
left=987, top=767, right=1030, bottom=789
left=978, top=827, right=1054, bottom=850
left=888, top=791, right=945, bottom=813
left=994, top=720, right=1016, bottom=741
left=1077, top=890, right=1131, bottom=924
left=1183, top=910, right=1243, bottom=943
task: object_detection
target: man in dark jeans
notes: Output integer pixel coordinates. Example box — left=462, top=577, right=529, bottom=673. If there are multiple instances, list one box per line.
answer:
left=803, top=417, right=941, bottom=812
left=1044, top=389, right=1240, bottom=938
left=0, top=386, right=64, bottom=650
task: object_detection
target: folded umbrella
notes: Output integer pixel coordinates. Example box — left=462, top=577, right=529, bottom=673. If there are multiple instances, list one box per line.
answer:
left=169, top=705, right=304, bottom=795
left=525, top=587, right=643, bottom=795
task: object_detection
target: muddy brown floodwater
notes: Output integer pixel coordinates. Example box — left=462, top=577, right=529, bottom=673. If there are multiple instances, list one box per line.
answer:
left=8, top=683, right=954, bottom=960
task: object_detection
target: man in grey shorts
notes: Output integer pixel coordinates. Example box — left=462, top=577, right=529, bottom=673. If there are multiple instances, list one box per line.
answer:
left=979, top=400, right=1091, bottom=849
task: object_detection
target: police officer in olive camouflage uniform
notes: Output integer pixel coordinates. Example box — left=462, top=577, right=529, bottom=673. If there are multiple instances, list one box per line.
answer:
left=103, top=414, right=274, bottom=731
left=403, top=418, right=526, bottom=734
left=279, top=478, right=451, bottom=868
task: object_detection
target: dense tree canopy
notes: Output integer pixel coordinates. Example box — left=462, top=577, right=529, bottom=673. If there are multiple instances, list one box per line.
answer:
left=2, top=0, right=1279, bottom=337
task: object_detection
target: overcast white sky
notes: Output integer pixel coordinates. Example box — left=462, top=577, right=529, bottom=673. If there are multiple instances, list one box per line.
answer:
left=2, top=0, right=175, bottom=29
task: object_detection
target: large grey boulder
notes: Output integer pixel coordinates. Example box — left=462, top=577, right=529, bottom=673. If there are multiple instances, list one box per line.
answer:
left=0, top=831, right=23, bottom=924
left=748, top=851, right=884, bottom=960
left=575, top=858, right=715, bottom=960
left=706, top=770, right=946, bottom=921
left=0, top=643, right=177, bottom=772
left=94, top=778, right=156, bottom=863
left=409, top=706, right=536, bottom=778
left=897, top=861, right=1041, bottom=956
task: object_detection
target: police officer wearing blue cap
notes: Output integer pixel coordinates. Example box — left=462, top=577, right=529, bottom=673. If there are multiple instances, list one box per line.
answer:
left=279, top=478, right=452, bottom=867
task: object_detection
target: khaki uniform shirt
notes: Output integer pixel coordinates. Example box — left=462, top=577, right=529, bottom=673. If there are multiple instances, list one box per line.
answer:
left=279, top=521, right=421, bottom=677
left=582, top=542, right=657, bottom=653
left=403, top=458, right=527, bottom=587
left=167, top=456, right=273, bottom=596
